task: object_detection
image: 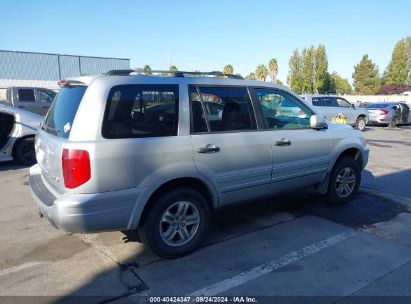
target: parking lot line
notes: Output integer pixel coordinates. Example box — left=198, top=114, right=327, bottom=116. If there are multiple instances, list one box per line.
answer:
left=0, top=262, right=44, bottom=278
left=189, top=231, right=356, bottom=296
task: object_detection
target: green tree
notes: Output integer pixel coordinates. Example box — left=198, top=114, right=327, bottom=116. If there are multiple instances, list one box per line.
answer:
left=143, top=65, right=152, bottom=75
left=246, top=72, right=256, bottom=80
left=255, top=64, right=268, bottom=81
left=352, top=55, right=381, bottom=94
left=287, top=49, right=304, bottom=94
left=223, top=64, right=234, bottom=75
left=268, top=58, right=279, bottom=82
left=169, top=65, right=178, bottom=72
left=330, top=72, right=353, bottom=95
left=301, top=47, right=316, bottom=93
left=315, top=44, right=331, bottom=93
left=384, top=37, right=411, bottom=85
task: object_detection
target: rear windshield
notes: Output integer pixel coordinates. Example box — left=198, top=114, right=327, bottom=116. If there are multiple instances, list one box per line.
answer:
left=43, top=86, right=87, bottom=138
left=366, top=103, right=390, bottom=109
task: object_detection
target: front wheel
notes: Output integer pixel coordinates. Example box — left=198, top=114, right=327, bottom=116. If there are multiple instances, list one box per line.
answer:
left=355, top=117, right=366, bottom=131
left=325, top=157, right=361, bottom=205
left=139, top=187, right=210, bottom=258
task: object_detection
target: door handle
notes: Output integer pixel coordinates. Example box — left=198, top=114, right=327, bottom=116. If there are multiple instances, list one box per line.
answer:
left=197, top=144, right=220, bottom=154
left=41, top=106, right=49, bottom=108
left=275, top=138, right=291, bottom=147
left=18, top=105, right=25, bottom=108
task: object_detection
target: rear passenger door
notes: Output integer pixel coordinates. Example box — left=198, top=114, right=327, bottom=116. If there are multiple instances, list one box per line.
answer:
left=189, top=86, right=272, bottom=206
left=252, top=88, right=331, bottom=194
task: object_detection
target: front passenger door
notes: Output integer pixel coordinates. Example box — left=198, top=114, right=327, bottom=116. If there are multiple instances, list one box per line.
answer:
left=189, top=86, right=273, bottom=206
left=253, top=88, right=332, bottom=194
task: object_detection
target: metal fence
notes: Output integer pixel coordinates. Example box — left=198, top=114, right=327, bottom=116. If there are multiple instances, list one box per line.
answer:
left=0, top=50, right=130, bottom=81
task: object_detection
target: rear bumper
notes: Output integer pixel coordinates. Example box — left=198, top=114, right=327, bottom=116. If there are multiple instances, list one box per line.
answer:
left=367, top=116, right=391, bottom=124
left=29, top=164, right=148, bottom=233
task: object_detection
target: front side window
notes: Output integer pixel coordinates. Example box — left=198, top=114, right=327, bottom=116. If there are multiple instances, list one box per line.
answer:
left=102, top=85, right=179, bottom=138
left=336, top=98, right=351, bottom=108
left=190, top=86, right=256, bottom=133
left=36, top=89, right=56, bottom=103
left=255, top=88, right=313, bottom=129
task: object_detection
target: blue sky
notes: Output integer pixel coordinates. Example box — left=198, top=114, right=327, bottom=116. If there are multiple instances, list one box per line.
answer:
left=1, top=0, right=410, bottom=83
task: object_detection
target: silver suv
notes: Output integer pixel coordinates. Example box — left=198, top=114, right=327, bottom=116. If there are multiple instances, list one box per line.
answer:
left=29, top=71, right=369, bottom=258
left=303, top=95, right=369, bottom=131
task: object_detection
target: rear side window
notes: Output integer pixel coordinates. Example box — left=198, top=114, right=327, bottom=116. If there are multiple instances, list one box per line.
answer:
left=322, top=97, right=338, bottom=107
left=18, top=89, right=35, bottom=102
left=190, top=86, right=256, bottom=133
left=102, top=85, right=179, bottom=138
left=43, top=86, right=87, bottom=138
left=312, top=97, right=322, bottom=106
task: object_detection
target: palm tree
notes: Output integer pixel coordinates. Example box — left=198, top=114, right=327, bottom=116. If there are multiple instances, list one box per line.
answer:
left=170, top=65, right=178, bottom=72
left=144, top=65, right=152, bottom=75
left=268, top=58, right=278, bottom=82
left=223, top=64, right=234, bottom=75
left=246, top=72, right=256, bottom=80
left=255, top=64, right=268, bottom=81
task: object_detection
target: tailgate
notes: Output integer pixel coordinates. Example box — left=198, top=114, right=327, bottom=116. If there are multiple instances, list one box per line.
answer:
left=35, top=130, right=67, bottom=194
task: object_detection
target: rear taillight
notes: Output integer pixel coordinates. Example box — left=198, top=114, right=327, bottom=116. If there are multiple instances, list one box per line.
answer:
left=378, top=109, right=389, bottom=115
left=62, top=149, right=91, bottom=189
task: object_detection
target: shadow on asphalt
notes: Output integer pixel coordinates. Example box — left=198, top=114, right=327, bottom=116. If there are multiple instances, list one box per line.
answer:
left=0, top=161, right=30, bottom=172
left=53, top=168, right=411, bottom=302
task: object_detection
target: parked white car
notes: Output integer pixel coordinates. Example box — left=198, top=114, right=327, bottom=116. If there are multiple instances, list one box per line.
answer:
left=302, top=95, right=369, bottom=131
left=0, top=104, right=42, bottom=165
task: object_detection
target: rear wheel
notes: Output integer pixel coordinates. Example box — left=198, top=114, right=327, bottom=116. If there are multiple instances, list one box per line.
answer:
left=326, top=157, right=361, bottom=205
left=139, top=187, right=210, bottom=258
left=13, top=137, right=36, bottom=166
left=388, top=117, right=398, bottom=128
left=354, top=117, right=366, bottom=131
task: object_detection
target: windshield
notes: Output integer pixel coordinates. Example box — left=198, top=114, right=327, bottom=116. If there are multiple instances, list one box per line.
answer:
left=43, top=86, right=87, bottom=138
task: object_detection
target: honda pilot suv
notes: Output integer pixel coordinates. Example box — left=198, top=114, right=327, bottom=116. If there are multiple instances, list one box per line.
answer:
left=30, top=70, right=369, bottom=258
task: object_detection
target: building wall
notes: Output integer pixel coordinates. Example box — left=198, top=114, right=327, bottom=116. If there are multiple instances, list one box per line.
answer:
left=0, top=50, right=130, bottom=99
left=343, top=95, right=411, bottom=105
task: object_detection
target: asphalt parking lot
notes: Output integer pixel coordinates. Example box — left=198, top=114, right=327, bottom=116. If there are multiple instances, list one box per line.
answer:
left=1, top=125, right=411, bottom=303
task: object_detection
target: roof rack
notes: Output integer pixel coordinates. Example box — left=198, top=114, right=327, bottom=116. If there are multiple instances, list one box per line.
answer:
left=105, top=69, right=244, bottom=79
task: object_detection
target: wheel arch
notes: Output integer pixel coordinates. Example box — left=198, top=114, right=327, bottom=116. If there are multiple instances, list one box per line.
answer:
left=12, top=134, right=35, bottom=159
left=131, top=176, right=217, bottom=230
left=316, top=146, right=364, bottom=194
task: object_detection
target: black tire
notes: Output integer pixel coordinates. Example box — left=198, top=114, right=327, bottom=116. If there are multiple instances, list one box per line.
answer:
left=354, top=117, right=366, bottom=131
left=388, top=117, right=398, bottom=128
left=138, top=187, right=210, bottom=258
left=325, top=157, right=361, bottom=205
left=13, top=137, right=36, bottom=166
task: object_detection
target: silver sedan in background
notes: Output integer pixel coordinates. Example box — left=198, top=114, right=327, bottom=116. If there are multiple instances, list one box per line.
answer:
left=366, top=102, right=411, bottom=128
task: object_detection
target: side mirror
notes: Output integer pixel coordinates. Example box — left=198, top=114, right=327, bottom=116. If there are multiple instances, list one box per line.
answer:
left=310, top=115, right=327, bottom=129
left=350, top=103, right=356, bottom=109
